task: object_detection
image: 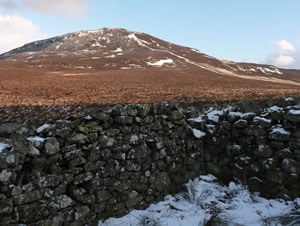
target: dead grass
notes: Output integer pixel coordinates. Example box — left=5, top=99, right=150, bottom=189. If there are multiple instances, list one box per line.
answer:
left=0, top=64, right=299, bottom=125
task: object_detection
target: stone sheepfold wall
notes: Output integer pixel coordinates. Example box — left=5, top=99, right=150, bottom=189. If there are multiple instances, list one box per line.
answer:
left=0, top=98, right=299, bottom=225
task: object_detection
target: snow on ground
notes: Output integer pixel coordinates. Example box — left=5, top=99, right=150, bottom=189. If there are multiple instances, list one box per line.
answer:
left=27, top=136, right=45, bottom=143
left=105, top=54, right=116, bottom=58
left=99, top=174, right=299, bottom=226
left=188, top=115, right=205, bottom=123
left=192, top=128, right=206, bottom=139
left=112, top=48, right=123, bottom=53
left=128, top=33, right=150, bottom=49
left=191, top=48, right=202, bottom=54
left=253, top=116, right=271, bottom=123
left=147, top=59, right=174, bottom=67
left=206, top=107, right=232, bottom=123
left=36, top=124, right=51, bottom=133
left=237, top=66, right=282, bottom=75
left=91, top=42, right=104, bottom=48
left=289, top=109, right=300, bottom=115
left=267, top=106, right=284, bottom=112
left=0, top=143, right=10, bottom=153
left=270, top=125, right=291, bottom=135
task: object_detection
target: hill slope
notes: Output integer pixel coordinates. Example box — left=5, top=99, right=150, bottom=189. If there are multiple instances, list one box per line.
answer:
left=0, top=27, right=299, bottom=112
left=1, top=27, right=300, bottom=84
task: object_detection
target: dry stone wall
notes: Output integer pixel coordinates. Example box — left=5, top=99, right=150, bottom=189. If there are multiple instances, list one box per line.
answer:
left=0, top=98, right=299, bottom=225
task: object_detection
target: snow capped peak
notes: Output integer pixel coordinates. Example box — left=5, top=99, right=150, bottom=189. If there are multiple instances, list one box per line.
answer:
left=0, top=26, right=297, bottom=84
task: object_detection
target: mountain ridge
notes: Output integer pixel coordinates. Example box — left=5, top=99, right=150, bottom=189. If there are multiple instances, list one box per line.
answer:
left=0, top=27, right=299, bottom=109
left=1, top=27, right=298, bottom=85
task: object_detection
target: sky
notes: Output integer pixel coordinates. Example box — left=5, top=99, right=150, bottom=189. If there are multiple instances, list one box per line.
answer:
left=0, top=0, right=300, bottom=69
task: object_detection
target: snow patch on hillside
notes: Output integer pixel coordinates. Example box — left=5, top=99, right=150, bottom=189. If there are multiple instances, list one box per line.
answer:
left=147, top=59, right=174, bottom=67
left=112, top=48, right=123, bottom=53
left=237, top=66, right=282, bottom=75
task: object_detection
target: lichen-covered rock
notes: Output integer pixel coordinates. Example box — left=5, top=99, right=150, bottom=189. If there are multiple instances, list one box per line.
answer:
left=0, top=169, right=12, bottom=183
left=49, top=194, right=74, bottom=209
left=96, top=190, right=112, bottom=203
left=45, top=137, right=60, bottom=155
left=0, top=123, right=23, bottom=136
left=74, top=205, right=95, bottom=225
left=35, top=175, right=61, bottom=188
left=73, top=172, right=93, bottom=185
left=13, top=190, right=43, bottom=205
left=282, top=158, right=299, bottom=174
left=68, top=133, right=89, bottom=144
left=72, top=188, right=95, bottom=204
left=153, top=172, right=171, bottom=192
left=126, top=190, right=143, bottom=208
left=100, top=136, right=115, bottom=148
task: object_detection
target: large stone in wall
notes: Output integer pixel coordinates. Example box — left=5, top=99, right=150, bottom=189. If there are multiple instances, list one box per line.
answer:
left=253, top=145, right=273, bottom=158
left=153, top=172, right=171, bottom=192
left=282, top=158, right=300, bottom=175
left=45, top=137, right=60, bottom=155
left=268, top=127, right=291, bottom=141
left=287, top=109, right=300, bottom=122
left=0, top=123, right=23, bottom=136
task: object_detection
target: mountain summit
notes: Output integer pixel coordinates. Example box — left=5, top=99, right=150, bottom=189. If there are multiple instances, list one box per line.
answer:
left=0, top=28, right=300, bottom=90
left=1, top=27, right=297, bottom=82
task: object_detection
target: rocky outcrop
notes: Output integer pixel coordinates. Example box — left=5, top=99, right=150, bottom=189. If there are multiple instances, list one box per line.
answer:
left=0, top=98, right=299, bottom=225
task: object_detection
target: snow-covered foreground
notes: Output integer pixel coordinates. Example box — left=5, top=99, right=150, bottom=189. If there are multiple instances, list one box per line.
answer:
left=99, top=175, right=299, bottom=226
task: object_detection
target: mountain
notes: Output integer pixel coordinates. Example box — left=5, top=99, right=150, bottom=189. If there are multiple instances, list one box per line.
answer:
left=1, top=27, right=299, bottom=84
left=0, top=27, right=299, bottom=113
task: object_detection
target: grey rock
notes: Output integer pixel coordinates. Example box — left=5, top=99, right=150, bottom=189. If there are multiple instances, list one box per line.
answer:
left=50, top=195, right=74, bottom=209
left=282, top=158, right=299, bottom=174
left=253, top=145, right=273, bottom=158
left=153, top=172, right=171, bottom=192
left=268, top=129, right=291, bottom=141
left=226, top=145, right=242, bottom=156
left=0, top=169, right=12, bottom=183
left=72, top=188, right=95, bottom=204
left=233, top=119, right=248, bottom=128
left=45, top=137, right=60, bottom=155
left=100, top=136, right=115, bottom=148
left=68, top=133, right=89, bottom=144
left=13, top=190, right=43, bottom=205
left=287, top=112, right=300, bottom=122
left=28, top=145, right=40, bottom=157
left=73, top=172, right=93, bottom=185
left=126, top=190, right=143, bottom=208
left=0, top=123, right=23, bottom=136
left=244, top=125, right=265, bottom=136
left=96, top=190, right=112, bottom=202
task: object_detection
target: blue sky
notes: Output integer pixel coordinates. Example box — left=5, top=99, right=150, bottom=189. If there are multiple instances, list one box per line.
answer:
left=0, top=0, right=300, bottom=68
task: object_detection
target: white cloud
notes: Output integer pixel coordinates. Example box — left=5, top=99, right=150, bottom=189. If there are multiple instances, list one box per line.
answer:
left=0, top=15, right=47, bottom=54
left=21, top=0, right=88, bottom=18
left=0, top=1, right=18, bottom=11
left=273, top=40, right=295, bottom=53
left=265, top=39, right=300, bottom=69
left=273, top=55, right=295, bottom=66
